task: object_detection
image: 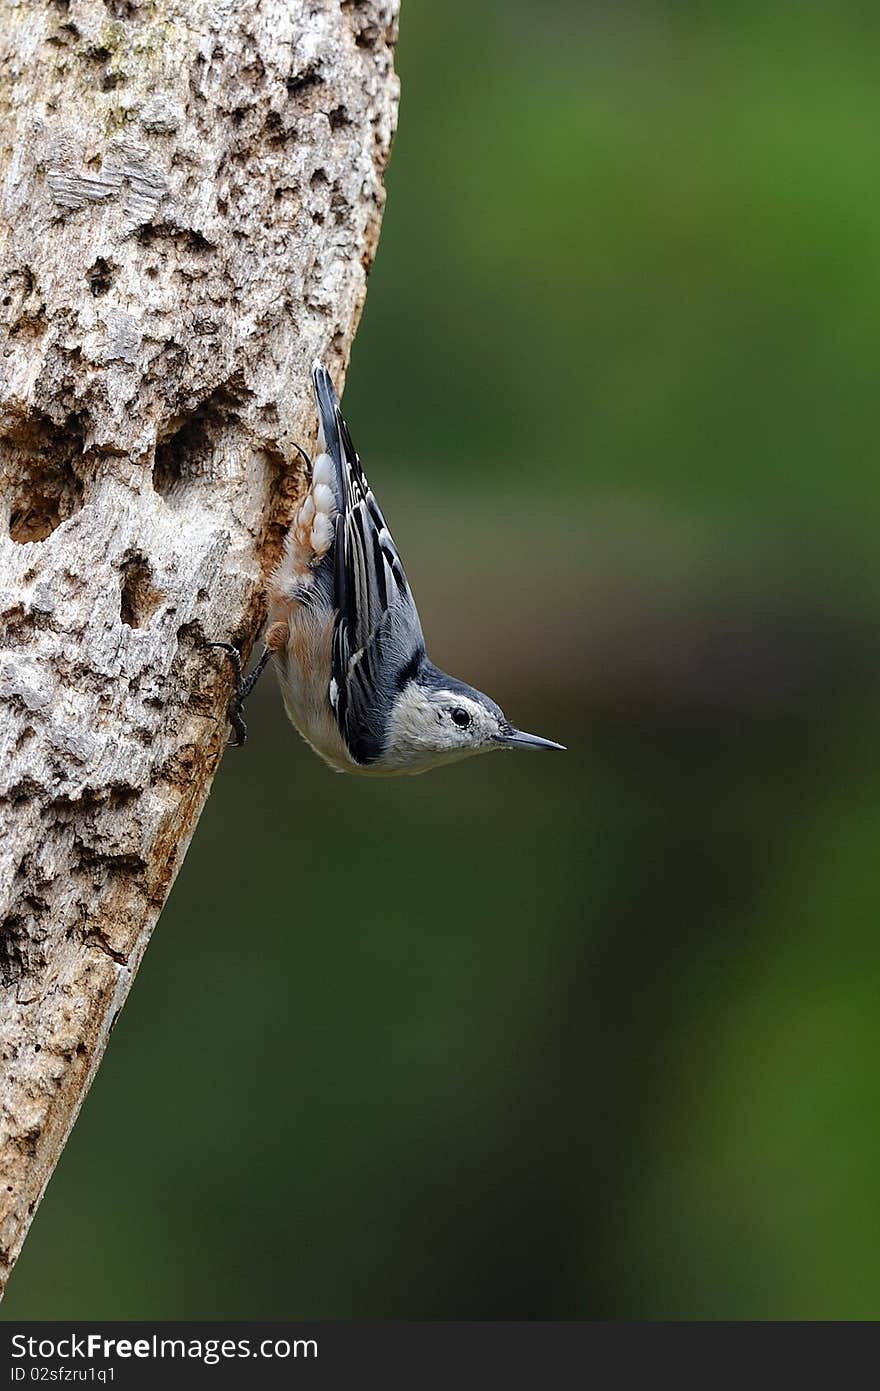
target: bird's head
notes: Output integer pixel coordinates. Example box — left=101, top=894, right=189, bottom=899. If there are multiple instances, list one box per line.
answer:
left=382, top=662, right=565, bottom=774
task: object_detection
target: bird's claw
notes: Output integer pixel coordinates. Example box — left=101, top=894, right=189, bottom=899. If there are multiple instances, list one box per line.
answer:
left=209, top=640, right=257, bottom=748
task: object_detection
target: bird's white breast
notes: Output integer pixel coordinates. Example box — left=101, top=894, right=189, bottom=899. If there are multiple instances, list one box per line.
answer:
left=270, top=603, right=358, bottom=775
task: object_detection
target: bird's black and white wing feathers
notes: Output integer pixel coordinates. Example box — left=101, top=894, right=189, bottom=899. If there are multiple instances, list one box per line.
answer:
left=312, top=364, right=425, bottom=765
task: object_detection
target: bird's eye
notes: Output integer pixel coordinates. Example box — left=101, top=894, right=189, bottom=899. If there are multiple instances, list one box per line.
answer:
left=450, top=707, right=471, bottom=728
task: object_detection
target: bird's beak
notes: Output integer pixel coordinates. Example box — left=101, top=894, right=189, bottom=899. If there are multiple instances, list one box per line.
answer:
left=501, top=728, right=566, bottom=752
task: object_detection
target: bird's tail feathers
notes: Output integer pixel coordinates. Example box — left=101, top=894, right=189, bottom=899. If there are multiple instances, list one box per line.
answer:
left=311, top=360, right=341, bottom=457
left=311, top=359, right=366, bottom=520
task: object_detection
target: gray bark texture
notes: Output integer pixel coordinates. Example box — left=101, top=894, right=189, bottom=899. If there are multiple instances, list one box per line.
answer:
left=0, top=0, right=399, bottom=1295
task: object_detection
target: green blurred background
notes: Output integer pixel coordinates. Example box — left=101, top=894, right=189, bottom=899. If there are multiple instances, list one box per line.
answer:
left=7, top=0, right=880, bottom=1319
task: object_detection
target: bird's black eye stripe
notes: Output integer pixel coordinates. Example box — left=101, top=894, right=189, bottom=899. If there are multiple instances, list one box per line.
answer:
left=450, top=707, right=471, bottom=728
left=395, top=645, right=424, bottom=692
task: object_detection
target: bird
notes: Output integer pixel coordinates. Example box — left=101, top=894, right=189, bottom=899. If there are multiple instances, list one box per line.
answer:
left=211, top=362, right=565, bottom=775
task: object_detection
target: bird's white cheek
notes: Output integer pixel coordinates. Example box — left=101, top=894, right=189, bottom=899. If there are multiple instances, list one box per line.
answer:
left=382, top=686, right=437, bottom=765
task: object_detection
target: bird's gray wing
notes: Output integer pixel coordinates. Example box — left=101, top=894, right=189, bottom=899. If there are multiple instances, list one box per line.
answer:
left=312, top=365, right=425, bottom=765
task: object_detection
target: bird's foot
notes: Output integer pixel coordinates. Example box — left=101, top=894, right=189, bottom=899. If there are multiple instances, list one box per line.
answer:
left=209, top=641, right=271, bottom=747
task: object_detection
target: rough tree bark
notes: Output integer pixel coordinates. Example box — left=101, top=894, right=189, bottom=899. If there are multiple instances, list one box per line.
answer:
left=0, top=0, right=399, bottom=1295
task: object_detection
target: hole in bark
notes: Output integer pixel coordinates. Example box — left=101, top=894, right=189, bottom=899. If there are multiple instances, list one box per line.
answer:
left=4, top=414, right=85, bottom=543
left=287, top=65, right=322, bottom=96
left=100, top=69, right=122, bottom=92
left=3, top=264, right=44, bottom=340
left=88, top=257, right=113, bottom=296
left=310, top=167, right=329, bottom=189
left=0, top=915, right=40, bottom=989
left=265, top=110, right=284, bottom=142
left=153, top=387, right=243, bottom=507
left=15, top=725, right=36, bottom=752
left=328, top=105, right=351, bottom=131
left=104, top=0, right=142, bottom=18
left=153, top=430, right=183, bottom=499
left=120, top=553, right=162, bottom=628
left=330, top=183, right=350, bottom=225
left=136, top=224, right=213, bottom=254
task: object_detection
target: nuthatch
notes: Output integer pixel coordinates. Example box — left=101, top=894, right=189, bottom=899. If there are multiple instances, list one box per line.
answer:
left=212, top=363, right=564, bottom=774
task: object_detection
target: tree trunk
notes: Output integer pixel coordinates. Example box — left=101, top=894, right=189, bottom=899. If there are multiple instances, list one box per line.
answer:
left=0, top=0, right=399, bottom=1296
